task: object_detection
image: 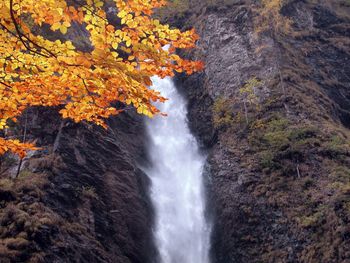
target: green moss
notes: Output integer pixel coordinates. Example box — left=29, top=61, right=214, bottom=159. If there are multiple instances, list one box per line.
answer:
left=325, top=135, right=347, bottom=151
left=299, top=211, right=324, bottom=228
left=321, top=134, right=350, bottom=159
left=0, top=178, right=14, bottom=190
left=265, top=117, right=290, bottom=132
left=301, top=176, right=314, bottom=189
left=289, top=127, right=319, bottom=141
left=17, top=169, right=35, bottom=179
left=249, top=116, right=291, bottom=169
left=250, top=116, right=287, bottom=144
left=327, top=165, right=350, bottom=194
left=212, top=97, right=234, bottom=129
left=330, top=165, right=350, bottom=183
left=204, top=0, right=242, bottom=8
left=80, top=186, right=98, bottom=200
left=155, top=0, right=190, bottom=20
left=328, top=182, right=350, bottom=198
left=260, top=151, right=279, bottom=170
left=263, top=130, right=290, bottom=150
left=299, top=205, right=327, bottom=228
left=248, top=116, right=320, bottom=171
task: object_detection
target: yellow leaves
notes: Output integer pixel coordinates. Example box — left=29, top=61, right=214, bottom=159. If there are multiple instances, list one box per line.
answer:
left=84, top=13, right=93, bottom=23
left=125, top=98, right=132, bottom=105
left=60, top=25, right=68, bottom=34
left=57, top=8, right=64, bottom=16
left=95, top=0, right=104, bottom=8
left=136, top=105, right=154, bottom=117
left=111, top=52, right=119, bottom=58
left=12, top=3, right=20, bottom=12
left=112, top=42, right=119, bottom=50
left=169, top=33, right=178, bottom=41
left=50, top=21, right=70, bottom=34
left=118, top=10, right=128, bottom=18
left=121, top=14, right=133, bottom=25
left=153, top=19, right=160, bottom=26
left=126, top=19, right=137, bottom=28
left=0, top=119, right=7, bottom=130
left=51, top=22, right=61, bottom=31
left=160, top=32, right=168, bottom=39
left=0, top=0, right=204, bottom=157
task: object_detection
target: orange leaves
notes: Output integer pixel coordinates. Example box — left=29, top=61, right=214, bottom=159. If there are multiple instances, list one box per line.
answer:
left=176, top=60, right=204, bottom=75
left=75, top=56, right=92, bottom=68
left=0, top=0, right=203, bottom=158
left=66, top=6, right=84, bottom=24
left=0, top=138, right=38, bottom=159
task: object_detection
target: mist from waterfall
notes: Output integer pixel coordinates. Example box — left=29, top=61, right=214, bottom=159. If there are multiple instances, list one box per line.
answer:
left=144, top=77, right=211, bottom=263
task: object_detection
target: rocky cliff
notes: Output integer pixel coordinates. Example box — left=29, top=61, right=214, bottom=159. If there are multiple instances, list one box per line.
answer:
left=175, top=0, right=350, bottom=262
left=1, top=0, right=350, bottom=262
left=0, top=107, right=156, bottom=262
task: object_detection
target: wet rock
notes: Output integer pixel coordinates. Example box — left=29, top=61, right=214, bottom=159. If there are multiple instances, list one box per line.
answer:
left=0, top=107, right=156, bottom=263
left=175, top=0, right=350, bottom=262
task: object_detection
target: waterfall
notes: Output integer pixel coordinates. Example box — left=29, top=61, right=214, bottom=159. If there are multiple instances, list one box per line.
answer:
left=145, top=77, right=211, bottom=263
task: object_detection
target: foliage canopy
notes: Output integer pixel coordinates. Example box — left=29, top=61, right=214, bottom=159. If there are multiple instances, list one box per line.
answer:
left=0, top=0, right=203, bottom=157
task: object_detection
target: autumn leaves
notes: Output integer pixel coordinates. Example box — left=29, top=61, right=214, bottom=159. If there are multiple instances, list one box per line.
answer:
left=0, top=0, right=203, bottom=157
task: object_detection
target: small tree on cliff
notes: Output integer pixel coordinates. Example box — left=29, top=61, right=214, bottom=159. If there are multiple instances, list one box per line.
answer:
left=255, top=0, right=291, bottom=38
left=0, top=0, right=203, bottom=158
left=239, top=77, right=262, bottom=125
left=254, top=0, right=292, bottom=110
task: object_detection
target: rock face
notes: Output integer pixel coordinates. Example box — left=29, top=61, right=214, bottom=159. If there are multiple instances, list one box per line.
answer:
left=1, top=1, right=350, bottom=263
left=175, top=0, right=350, bottom=262
left=0, top=108, right=156, bottom=262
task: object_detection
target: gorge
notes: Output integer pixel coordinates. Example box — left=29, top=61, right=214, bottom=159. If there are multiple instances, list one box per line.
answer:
left=0, top=0, right=350, bottom=263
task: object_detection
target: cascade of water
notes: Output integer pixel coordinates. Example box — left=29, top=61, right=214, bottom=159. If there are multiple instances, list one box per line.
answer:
left=145, top=77, right=211, bottom=263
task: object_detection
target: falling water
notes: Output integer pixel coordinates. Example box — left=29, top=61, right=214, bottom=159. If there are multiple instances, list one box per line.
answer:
left=145, top=77, right=211, bottom=263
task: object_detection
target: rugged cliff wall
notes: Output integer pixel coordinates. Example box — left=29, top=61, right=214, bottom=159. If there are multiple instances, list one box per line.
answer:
left=175, top=0, right=350, bottom=262
left=0, top=108, right=156, bottom=262
left=1, top=0, right=350, bottom=262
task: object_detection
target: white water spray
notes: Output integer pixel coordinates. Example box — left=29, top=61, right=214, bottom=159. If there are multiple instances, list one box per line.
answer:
left=145, top=77, right=211, bottom=263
